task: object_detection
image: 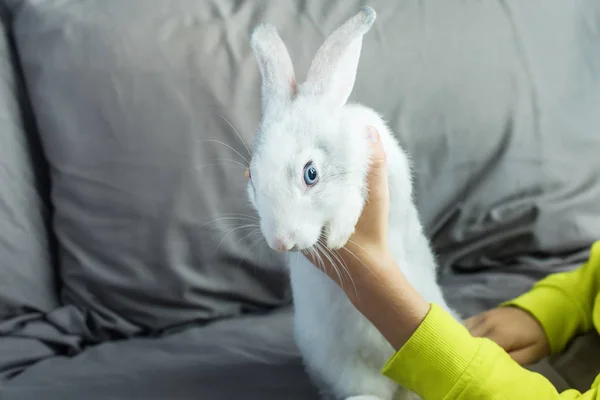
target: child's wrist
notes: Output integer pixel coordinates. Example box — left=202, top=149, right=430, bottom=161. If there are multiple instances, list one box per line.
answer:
left=346, top=243, right=394, bottom=272
left=349, top=259, right=431, bottom=349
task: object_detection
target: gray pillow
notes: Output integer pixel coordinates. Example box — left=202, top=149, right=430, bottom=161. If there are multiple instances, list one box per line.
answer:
left=13, top=0, right=291, bottom=337
left=0, top=11, right=57, bottom=320
left=12, top=0, right=600, bottom=337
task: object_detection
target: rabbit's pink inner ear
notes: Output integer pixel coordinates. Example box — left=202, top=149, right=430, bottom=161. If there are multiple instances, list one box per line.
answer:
left=300, top=7, right=376, bottom=109
left=290, top=77, right=297, bottom=97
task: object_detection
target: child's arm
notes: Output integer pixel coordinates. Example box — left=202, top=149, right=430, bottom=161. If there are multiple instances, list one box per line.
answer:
left=382, top=303, right=600, bottom=399
left=380, top=240, right=600, bottom=399
left=501, top=240, right=600, bottom=355
left=464, top=240, right=600, bottom=366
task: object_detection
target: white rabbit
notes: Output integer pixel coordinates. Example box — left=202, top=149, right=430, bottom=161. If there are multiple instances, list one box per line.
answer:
left=247, top=7, right=461, bottom=400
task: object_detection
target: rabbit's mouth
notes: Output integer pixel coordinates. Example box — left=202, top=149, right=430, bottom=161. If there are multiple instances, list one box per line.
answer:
left=263, top=222, right=324, bottom=253
left=268, top=236, right=305, bottom=252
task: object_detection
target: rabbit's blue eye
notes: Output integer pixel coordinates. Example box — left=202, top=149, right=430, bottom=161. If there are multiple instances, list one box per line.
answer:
left=303, top=162, right=318, bottom=186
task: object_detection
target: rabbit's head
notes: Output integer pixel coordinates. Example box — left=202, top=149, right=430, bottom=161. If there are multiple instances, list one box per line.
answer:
left=247, top=7, right=377, bottom=253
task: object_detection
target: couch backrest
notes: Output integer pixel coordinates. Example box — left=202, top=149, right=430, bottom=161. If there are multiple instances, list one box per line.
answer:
left=0, top=6, right=57, bottom=320
left=2, top=0, right=600, bottom=338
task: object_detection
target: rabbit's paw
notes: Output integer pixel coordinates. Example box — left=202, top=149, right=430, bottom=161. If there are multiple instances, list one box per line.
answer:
left=325, top=219, right=355, bottom=250
left=325, top=194, right=363, bottom=249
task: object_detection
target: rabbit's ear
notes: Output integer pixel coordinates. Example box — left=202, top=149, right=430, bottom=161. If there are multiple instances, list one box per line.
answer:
left=301, top=7, right=375, bottom=110
left=251, top=23, right=297, bottom=116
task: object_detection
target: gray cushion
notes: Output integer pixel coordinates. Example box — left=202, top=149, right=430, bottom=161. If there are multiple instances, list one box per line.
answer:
left=370, top=0, right=600, bottom=272
left=13, top=0, right=291, bottom=338
left=0, top=9, right=57, bottom=320
left=1, top=306, right=320, bottom=400
left=12, top=0, right=600, bottom=339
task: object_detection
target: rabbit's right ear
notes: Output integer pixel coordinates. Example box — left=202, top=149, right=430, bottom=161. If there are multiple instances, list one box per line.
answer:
left=251, top=23, right=297, bottom=117
left=301, top=7, right=375, bottom=110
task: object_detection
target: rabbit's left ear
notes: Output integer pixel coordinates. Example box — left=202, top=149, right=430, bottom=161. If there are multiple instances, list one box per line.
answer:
left=301, top=7, right=376, bottom=110
left=251, top=23, right=297, bottom=117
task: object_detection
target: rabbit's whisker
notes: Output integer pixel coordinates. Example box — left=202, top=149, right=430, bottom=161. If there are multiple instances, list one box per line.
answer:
left=199, top=139, right=250, bottom=166
left=215, top=224, right=260, bottom=254
left=193, top=159, right=248, bottom=172
left=217, top=114, right=251, bottom=157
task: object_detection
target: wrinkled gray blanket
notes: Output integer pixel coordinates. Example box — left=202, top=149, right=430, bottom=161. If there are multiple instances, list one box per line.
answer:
left=2, top=1, right=600, bottom=399
left=0, top=268, right=581, bottom=400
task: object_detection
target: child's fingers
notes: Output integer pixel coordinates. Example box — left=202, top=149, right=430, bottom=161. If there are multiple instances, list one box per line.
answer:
left=465, top=316, right=490, bottom=337
left=467, top=320, right=516, bottom=353
left=365, top=126, right=388, bottom=195
left=468, top=324, right=491, bottom=340
left=356, top=126, right=389, bottom=238
left=509, top=346, right=541, bottom=366
left=463, top=315, right=483, bottom=332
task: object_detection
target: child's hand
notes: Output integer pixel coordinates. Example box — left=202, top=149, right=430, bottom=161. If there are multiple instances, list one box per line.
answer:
left=465, top=307, right=551, bottom=366
left=303, top=126, right=392, bottom=286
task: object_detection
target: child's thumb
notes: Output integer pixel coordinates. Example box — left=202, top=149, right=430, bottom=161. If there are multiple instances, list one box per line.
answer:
left=366, top=126, right=388, bottom=190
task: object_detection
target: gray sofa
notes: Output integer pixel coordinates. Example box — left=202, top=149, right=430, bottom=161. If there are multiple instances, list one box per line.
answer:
left=1, top=1, right=600, bottom=399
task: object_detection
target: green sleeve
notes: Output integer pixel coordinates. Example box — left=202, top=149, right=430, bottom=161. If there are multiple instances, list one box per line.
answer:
left=504, top=241, right=600, bottom=354
left=382, top=303, right=600, bottom=400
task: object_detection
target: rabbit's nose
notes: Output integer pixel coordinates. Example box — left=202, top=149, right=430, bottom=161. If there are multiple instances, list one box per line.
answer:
left=272, top=237, right=293, bottom=252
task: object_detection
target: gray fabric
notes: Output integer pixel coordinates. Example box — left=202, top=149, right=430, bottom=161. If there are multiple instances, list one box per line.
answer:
left=1, top=281, right=597, bottom=399
left=549, top=332, right=600, bottom=392
left=384, top=0, right=600, bottom=272
left=14, top=0, right=291, bottom=338
left=3, top=0, right=600, bottom=396
left=0, top=8, right=60, bottom=381
left=0, top=6, right=57, bottom=319
left=0, top=312, right=79, bottom=381
left=525, top=333, right=600, bottom=393
left=441, top=259, right=586, bottom=318
left=1, top=306, right=320, bottom=400
left=13, top=0, right=600, bottom=338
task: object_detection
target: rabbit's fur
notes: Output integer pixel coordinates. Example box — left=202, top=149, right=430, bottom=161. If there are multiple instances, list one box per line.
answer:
left=247, top=7, right=459, bottom=400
